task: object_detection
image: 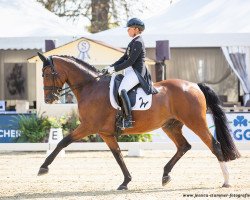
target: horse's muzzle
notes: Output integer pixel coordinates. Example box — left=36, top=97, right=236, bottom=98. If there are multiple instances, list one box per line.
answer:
left=45, top=93, right=59, bottom=104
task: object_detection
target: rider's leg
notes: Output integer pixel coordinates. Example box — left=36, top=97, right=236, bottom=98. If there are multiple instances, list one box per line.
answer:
left=118, top=67, right=139, bottom=128
left=120, top=89, right=133, bottom=128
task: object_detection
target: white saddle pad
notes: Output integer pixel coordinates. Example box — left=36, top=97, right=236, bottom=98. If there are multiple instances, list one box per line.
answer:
left=109, top=74, right=152, bottom=110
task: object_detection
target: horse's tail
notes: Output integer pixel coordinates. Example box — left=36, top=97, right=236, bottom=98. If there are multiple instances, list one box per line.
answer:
left=197, top=83, right=241, bottom=162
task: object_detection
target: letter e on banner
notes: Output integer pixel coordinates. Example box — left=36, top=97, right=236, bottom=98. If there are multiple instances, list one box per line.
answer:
left=47, top=128, right=65, bottom=156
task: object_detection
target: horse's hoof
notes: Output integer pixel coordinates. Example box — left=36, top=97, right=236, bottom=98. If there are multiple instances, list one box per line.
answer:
left=162, top=175, right=171, bottom=186
left=37, top=167, right=49, bottom=176
left=117, top=185, right=128, bottom=190
left=222, top=183, right=231, bottom=188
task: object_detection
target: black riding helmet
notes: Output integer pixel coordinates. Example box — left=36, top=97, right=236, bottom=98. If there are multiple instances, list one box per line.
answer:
left=126, top=18, right=145, bottom=31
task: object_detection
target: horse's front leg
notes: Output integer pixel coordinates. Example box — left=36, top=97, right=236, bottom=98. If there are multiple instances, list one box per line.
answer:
left=100, top=134, right=132, bottom=190
left=38, top=125, right=91, bottom=175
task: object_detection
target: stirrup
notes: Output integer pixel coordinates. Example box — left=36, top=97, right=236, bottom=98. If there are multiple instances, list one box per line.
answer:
left=117, top=118, right=133, bottom=129
left=123, top=118, right=133, bottom=128
left=117, top=119, right=125, bottom=130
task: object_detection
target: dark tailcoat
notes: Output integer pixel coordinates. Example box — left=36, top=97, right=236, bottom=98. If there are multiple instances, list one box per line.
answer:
left=111, top=36, right=157, bottom=95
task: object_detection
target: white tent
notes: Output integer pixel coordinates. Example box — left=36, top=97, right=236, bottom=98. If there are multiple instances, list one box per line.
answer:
left=90, top=0, right=250, bottom=48
left=0, top=0, right=88, bottom=50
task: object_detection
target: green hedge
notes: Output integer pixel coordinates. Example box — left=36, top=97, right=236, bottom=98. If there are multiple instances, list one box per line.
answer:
left=16, top=111, right=152, bottom=143
left=15, top=113, right=50, bottom=143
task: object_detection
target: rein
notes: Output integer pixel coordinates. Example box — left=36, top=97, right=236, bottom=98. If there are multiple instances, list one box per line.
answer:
left=59, top=74, right=104, bottom=97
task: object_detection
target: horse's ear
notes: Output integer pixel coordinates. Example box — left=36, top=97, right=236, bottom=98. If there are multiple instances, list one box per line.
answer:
left=37, top=52, right=50, bottom=67
left=37, top=52, right=47, bottom=62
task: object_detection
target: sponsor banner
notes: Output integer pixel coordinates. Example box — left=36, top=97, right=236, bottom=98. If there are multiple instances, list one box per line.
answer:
left=207, top=113, right=250, bottom=141
left=152, top=113, right=250, bottom=143
left=0, top=114, right=32, bottom=143
left=1, top=113, right=249, bottom=143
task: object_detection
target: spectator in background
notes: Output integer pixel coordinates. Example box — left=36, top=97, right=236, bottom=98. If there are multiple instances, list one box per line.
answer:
left=65, top=93, right=74, bottom=104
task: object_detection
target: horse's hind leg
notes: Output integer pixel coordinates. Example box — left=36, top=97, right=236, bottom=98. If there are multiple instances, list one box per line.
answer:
left=201, top=133, right=230, bottom=187
left=161, top=119, right=191, bottom=186
left=186, top=121, right=230, bottom=187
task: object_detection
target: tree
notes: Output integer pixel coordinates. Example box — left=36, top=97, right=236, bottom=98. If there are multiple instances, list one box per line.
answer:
left=90, top=0, right=110, bottom=33
left=37, top=0, right=147, bottom=33
left=37, top=0, right=175, bottom=33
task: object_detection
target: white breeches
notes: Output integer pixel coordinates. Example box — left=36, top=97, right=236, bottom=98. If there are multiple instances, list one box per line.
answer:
left=118, top=67, right=140, bottom=95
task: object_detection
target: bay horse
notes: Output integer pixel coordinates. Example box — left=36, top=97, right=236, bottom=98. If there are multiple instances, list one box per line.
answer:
left=37, top=52, right=240, bottom=190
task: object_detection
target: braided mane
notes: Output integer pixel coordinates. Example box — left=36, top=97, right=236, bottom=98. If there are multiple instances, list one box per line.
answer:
left=59, top=55, right=99, bottom=73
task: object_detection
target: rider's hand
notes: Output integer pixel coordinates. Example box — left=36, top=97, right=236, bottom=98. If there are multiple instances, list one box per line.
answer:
left=107, top=66, right=115, bottom=74
left=102, top=66, right=115, bottom=74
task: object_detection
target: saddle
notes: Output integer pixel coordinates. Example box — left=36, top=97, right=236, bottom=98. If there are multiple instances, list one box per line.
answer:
left=110, top=74, right=153, bottom=111
left=109, top=74, right=155, bottom=136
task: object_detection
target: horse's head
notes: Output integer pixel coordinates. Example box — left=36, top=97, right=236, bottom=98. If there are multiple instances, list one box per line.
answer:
left=37, top=52, right=65, bottom=104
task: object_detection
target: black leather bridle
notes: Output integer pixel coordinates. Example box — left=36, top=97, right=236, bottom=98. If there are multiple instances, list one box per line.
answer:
left=42, top=56, right=72, bottom=103
left=43, top=56, right=61, bottom=91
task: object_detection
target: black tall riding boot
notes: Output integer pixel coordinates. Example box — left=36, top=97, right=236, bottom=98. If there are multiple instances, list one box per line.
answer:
left=120, top=89, right=133, bottom=128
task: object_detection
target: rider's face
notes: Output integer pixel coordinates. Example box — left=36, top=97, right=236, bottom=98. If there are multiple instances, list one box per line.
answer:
left=127, top=27, right=138, bottom=37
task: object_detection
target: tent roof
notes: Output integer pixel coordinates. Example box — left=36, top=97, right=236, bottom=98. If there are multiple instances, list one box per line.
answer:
left=0, top=0, right=88, bottom=50
left=89, top=0, right=250, bottom=48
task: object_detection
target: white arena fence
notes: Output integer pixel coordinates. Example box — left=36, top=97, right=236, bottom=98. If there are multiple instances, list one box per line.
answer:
left=0, top=141, right=248, bottom=151
left=0, top=142, right=248, bottom=159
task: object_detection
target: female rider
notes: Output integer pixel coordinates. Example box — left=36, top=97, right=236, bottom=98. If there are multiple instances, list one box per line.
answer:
left=104, top=18, right=156, bottom=128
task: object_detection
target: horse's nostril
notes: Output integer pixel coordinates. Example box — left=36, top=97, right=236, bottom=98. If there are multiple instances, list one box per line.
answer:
left=45, top=97, right=51, bottom=104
